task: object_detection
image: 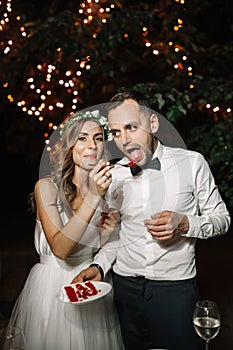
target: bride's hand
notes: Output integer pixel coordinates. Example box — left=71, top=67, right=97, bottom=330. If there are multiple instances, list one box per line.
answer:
left=88, top=159, right=113, bottom=199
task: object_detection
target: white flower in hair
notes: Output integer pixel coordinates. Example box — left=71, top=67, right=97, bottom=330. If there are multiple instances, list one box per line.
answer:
left=99, top=116, right=108, bottom=126
left=91, top=110, right=100, bottom=117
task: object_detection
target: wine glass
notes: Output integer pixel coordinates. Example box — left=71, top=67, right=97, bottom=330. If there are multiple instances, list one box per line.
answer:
left=0, top=326, right=26, bottom=350
left=193, top=300, right=220, bottom=350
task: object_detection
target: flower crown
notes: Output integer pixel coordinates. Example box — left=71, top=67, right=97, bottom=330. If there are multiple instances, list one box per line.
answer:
left=60, top=110, right=110, bottom=139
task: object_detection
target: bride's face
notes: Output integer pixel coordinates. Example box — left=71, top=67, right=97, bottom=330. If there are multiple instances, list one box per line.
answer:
left=72, top=120, right=104, bottom=170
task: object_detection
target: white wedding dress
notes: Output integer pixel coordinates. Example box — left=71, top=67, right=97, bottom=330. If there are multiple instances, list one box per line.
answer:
left=8, top=204, right=124, bottom=350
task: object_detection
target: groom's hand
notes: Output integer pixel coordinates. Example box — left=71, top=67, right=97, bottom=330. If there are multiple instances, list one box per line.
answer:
left=71, top=266, right=102, bottom=283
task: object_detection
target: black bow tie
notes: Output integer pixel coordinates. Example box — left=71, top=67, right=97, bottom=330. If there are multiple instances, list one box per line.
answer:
left=130, top=157, right=161, bottom=176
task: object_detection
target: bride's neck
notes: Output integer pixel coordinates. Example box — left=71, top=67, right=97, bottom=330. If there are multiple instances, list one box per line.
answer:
left=72, top=167, right=89, bottom=192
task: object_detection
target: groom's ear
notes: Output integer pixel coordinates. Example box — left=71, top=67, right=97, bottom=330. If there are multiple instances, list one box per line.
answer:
left=150, top=113, right=159, bottom=133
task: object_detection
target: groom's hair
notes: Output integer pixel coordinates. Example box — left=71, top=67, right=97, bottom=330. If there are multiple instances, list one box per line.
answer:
left=106, top=89, right=152, bottom=120
left=109, top=89, right=150, bottom=107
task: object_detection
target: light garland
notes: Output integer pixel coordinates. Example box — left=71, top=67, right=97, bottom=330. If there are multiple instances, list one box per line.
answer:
left=1, top=0, right=232, bottom=150
left=2, top=0, right=116, bottom=146
left=0, top=0, right=12, bottom=32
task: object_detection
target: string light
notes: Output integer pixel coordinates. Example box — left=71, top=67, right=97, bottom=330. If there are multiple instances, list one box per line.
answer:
left=0, top=0, right=12, bottom=31
left=1, top=0, right=117, bottom=146
left=1, top=0, right=231, bottom=149
left=0, top=0, right=26, bottom=55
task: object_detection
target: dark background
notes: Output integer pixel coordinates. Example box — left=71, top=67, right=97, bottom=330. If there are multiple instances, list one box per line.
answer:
left=0, top=1, right=232, bottom=348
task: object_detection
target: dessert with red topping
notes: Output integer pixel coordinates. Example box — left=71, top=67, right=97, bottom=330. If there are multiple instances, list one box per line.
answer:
left=63, top=281, right=101, bottom=303
left=128, top=159, right=136, bottom=167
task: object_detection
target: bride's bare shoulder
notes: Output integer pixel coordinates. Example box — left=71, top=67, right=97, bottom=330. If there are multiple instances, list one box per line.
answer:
left=34, top=177, right=57, bottom=194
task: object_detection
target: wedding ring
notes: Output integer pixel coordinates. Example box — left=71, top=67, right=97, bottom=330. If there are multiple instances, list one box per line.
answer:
left=104, top=174, right=110, bottom=180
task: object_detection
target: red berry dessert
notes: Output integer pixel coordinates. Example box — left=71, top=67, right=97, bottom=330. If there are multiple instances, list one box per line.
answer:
left=63, top=281, right=101, bottom=303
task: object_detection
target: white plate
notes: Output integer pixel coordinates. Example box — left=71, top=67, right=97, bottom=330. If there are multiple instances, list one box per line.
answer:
left=59, top=281, right=112, bottom=305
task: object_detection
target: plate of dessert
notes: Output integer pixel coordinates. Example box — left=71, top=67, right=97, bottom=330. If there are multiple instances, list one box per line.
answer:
left=59, top=280, right=112, bottom=304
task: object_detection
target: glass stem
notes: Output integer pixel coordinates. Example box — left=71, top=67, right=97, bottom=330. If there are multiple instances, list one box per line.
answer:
left=205, top=340, right=209, bottom=350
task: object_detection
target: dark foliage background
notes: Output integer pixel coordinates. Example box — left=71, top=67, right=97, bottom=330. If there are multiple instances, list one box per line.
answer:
left=0, top=0, right=232, bottom=212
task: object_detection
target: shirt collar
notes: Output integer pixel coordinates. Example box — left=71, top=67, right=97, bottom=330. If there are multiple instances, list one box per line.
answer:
left=152, top=139, right=163, bottom=161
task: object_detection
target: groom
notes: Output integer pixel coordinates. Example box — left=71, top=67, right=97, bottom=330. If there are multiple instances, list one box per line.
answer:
left=72, top=90, right=231, bottom=350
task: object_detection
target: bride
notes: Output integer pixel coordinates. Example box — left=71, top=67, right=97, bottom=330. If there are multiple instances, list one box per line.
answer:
left=8, top=109, right=124, bottom=350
